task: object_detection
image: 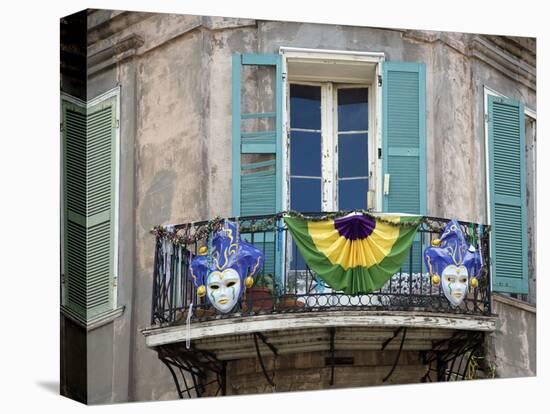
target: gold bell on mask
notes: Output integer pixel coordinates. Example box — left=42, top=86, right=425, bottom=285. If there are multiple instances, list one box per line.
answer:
left=197, top=285, right=206, bottom=297
left=470, top=277, right=479, bottom=288
left=244, top=276, right=254, bottom=289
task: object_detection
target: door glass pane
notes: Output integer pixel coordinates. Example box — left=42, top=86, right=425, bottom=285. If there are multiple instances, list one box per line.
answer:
left=338, top=88, right=368, bottom=131
left=337, top=87, right=369, bottom=211
left=290, top=131, right=321, bottom=177
left=338, top=178, right=369, bottom=210
left=290, top=178, right=321, bottom=212
left=290, top=84, right=321, bottom=130
left=338, top=133, right=368, bottom=178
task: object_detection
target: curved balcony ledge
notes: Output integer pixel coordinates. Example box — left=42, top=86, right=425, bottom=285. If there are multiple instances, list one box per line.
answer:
left=143, top=310, right=496, bottom=349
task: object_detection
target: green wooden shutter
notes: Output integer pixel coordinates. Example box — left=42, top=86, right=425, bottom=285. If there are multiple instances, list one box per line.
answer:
left=232, top=53, right=283, bottom=276
left=382, top=62, right=426, bottom=274
left=382, top=61, right=426, bottom=215
left=488, top=95, right=528, bottom=293
left=62, top=95, right=117, bottom=320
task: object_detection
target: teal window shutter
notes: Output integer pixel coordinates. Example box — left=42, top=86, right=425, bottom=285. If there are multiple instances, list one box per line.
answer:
left=232, top=53, right=283, bottom=216
left=62, top=95, right=117, bottom=321
left=382, top=61, right=426, bottom=215
left=382, top=62, right=426, bottom=273
left=232, top=53, right=283, bottom=276
left=488, top=95, right=528, bottom=293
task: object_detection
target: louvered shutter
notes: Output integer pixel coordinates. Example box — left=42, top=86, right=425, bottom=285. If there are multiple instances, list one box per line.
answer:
left=488, top=96, right=528, bottom=293
left=382, top=62, right=426, bottom=274
left=382, top=61, right=426, bottom=214
left=62, top=96, right=117, bottom=320
left=232, top=53, right=283, bottom=277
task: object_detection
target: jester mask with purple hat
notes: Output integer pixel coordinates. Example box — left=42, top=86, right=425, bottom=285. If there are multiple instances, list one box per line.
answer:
left=423, top=220, right=482, bottom=307
left=190, top=220, right=264, bottom=313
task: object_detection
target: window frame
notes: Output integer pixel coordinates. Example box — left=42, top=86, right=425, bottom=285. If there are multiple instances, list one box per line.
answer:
left=280, top=47, right=385, bottom=213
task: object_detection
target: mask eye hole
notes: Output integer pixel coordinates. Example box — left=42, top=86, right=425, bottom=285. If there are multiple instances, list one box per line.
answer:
left=459, top=277, right=467, bottom=283
left=226, top=281, right=236, bottom=287
left=209, top=284, right=220, bottom=290
left=446, top=276, right=455, bottom=283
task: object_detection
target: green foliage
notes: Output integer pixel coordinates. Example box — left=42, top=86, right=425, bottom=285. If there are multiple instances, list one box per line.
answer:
left=254, top=273, right=274, bottom=292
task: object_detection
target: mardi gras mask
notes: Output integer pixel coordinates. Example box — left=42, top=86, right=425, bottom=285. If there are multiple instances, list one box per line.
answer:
left=424, top=220, right=482, bottom=307
left=206, top=268, right=241, bottom=313
left=441, top=264, right=469, bottom=307
left=191, top=220, right=264, bottom=313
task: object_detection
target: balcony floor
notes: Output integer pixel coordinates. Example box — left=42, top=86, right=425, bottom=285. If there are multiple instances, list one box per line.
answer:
left=143, top=310, right=496, bottom=359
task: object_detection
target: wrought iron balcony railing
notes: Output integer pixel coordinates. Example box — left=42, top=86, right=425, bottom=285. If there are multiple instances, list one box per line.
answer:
left=150, top=213, right=491, bottom=326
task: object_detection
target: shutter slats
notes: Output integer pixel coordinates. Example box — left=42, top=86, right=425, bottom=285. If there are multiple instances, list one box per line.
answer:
left=67, top=221, right=87, bottom=309
left=494, top=204, right=523, bottom=278
left=386, top=156, right=420, bottom=213
left=260, top=242, right=275, bottom=276
left=65, top=108, right=88, bottom=218
left=488, top=96, right=528, bottom=293
left=241, top=164, right=277, bottom=216
left=241, top=160, right=276, bottom=216
left=87, top=105, right=113, bottom=219
left=63, top=96, right=116, bottom=319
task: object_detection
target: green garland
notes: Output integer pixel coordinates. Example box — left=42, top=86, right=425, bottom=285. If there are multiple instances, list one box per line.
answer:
left=150, top=216, right=225, bottom=247
left=280, top=209, right=426, bottom=228
left=151, top=211, right=490, bottom=246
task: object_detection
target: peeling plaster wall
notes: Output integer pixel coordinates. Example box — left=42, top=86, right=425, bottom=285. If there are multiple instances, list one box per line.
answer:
left=132, top=29, right=208, bottom=401
left=223, top=350, right=428, bottom=395
left=81, top=11, right=536, bottom=403
left=488, top=296, right=536, bottom=378
left=430, top=42, right=478, bottom=222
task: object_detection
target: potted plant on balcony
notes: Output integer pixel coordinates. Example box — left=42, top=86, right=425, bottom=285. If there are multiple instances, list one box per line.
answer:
left=276, top=275, right=305, bottom=311
left=243, top=273, right=274, bottom=312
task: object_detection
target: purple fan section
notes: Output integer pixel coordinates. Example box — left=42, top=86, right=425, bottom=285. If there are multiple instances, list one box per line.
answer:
left=334, top=214, right=376, bottom=241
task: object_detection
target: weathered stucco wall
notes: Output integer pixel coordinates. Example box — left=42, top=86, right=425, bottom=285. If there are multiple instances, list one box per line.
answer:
left=222, top=350, right=429, bottom=396
left=132, top=28, right=209, bottom=402
left=487, top=295, right=536, bottom=378
left=78, top=10, right=536, bottom=403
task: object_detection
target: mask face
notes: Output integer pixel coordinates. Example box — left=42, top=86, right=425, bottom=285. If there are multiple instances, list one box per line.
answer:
left=206, top=268, right=241, bottom=313
left=441, top=264, right=469, bottom=307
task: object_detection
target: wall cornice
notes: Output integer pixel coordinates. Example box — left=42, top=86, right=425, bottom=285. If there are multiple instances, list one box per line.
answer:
left=88, top=34, right=144, bottom=76
left=470, top=35, right=536, bottom=91
left=86, top=11, right=257, bottom=76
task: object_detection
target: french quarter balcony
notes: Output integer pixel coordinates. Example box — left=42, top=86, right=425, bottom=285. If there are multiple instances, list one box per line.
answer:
left=142, top=212, right=496, bottom=397
left=145, top=212, right=494, bottom=325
